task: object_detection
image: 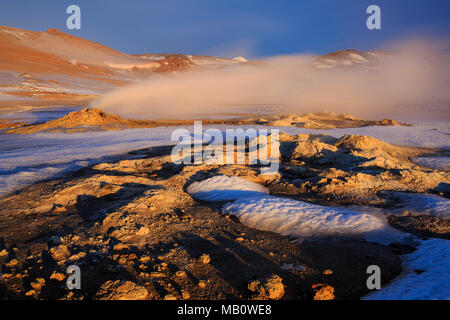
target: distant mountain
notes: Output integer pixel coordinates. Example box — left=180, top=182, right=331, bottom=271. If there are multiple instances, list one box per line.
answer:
left=0, top=26, right=245, bottom=106
left=311, top=49, right=387, bottom=70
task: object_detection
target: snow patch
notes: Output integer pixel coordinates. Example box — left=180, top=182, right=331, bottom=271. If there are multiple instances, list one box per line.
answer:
left=411, top=156, right=449, bottom=171
left=187, top=175, right=269, bottom=201
left=364, top=239, right=450, bottom=300
left=350, top=53, right=368, bottom=63
left=222, top=196, right=395, bottom=241
left=233, top=56, right=248, bottom=63
left=384, top=192, right=450, bottom=219
left=104, top=61, right=159, bottom=70
left=279, top=124, right=450, bottom=149
left=0, top=127, right=178, bottom=197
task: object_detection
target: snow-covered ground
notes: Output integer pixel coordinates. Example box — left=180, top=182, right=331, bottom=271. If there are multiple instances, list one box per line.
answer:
left=0, top=127, right=176, bottom=197
left=222, top=195, right=397, bottom=242
left=411, top=156, right=449, bottom=171
left=187, top=175, right=449, bottom=300
left=364, top=238, right=450, bottom=300
left=187, top=175, right=269, bottom=201
left=188, top=176, right=405, bottom=244
left=0, top=123, right=273, bottom=197
left=1, top=119, right=448, bottom=196
left=0, top=112, right=449, bottom=299
left=380, top=192, right=450, bottom=219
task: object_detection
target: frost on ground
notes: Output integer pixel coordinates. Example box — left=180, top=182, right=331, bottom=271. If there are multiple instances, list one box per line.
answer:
left=187, top=175, right=269, bottom=201
left=222, top=196, right=395, bottom=241
left=411, top=156, right=450, bottom=171
left=280, top=122, right=450, bottom=149
left=364, top=239, right=450, bottom=300
left=0, top=127, right=176, bottom=197
left=382, top=192, right=450, bottom=219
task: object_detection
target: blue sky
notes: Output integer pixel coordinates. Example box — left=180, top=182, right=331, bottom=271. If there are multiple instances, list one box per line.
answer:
left=1, top=0, right=449, bottom=57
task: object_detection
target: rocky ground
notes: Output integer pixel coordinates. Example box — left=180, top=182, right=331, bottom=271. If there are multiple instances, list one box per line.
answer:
left=0, top=131, right=448, bottom=300
left=3, top=107, right=408, bottom=134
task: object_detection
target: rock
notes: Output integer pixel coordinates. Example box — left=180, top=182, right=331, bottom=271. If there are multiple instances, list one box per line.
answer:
left=248, top=274, right=285, bottom=300
left=102, top=264, right=118, bottom=274
left=175, top=270, right=187, bottom=278
left=50, top=245, right=70, bottom=261
left=199, top=254, right=210, bottom=264
left=69, top=252, right=86, bottom=261
left=280, top=263, right=305, bottom=272
left=164, top=294, right=177, bottom=300
left=312, top=283, right=335, bottom=300
left=30, top=278, right=46, bottom=291
left=6, top=259, right=18, bottom=267
left=113, top=243, right=129, bottom=251
left=139, top=255, right=151, bottom=263
left=96, top=280, right=149, bottom=300
left=323, top=269, right=333, bottom=275
left=25, top=290, right=36, bottom=296
left=136, top=226, right=150, bottom=236
left=149, top=272, right=166, bottom=278
left=0, top=249, right=8, bottom=257
left=157, top=262, right=168, bottom=271
left=182, top=291, right=191, bottom=299
left=50, top=272, right=65, bottom=281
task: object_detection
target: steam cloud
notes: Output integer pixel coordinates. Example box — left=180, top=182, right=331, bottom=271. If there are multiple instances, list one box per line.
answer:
left=96, top=39, right=450, bottom=121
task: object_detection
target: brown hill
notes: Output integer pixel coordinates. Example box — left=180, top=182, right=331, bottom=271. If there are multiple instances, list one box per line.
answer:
left=5, top=107, right=409, bottom=134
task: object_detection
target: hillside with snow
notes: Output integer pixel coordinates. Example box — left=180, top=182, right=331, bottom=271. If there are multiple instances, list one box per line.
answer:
left=0, top=26, right=246, bottom=108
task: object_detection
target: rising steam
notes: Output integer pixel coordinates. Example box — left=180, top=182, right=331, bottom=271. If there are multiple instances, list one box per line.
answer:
left=96, top=39, right=450, bottom=121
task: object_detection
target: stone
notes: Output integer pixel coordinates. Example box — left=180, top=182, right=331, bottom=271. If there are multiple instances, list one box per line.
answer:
left=50, top=271, right=65, bottom=281
left=6, top=259, right=18, bottom=267
left=96, top=280, right=149, bottom=300
left=113, top=243, right=129, bottom=251
left=248, top=274, right=285, bottom=300
left=199, top=253, right=210, bottom=264
left=182, top=291, right=190, bottom=300
left=175, top=270, right=187, bottom=278
left=312, top=283, right=335, bottom=300
left=31, top=278, right=46, bottom=291
left=139, top=255, right=151, bottom=263
left=47, top=235, right=62, bottom=245
left=25, top=290, right=36, bottom=296
left=69, top=252, right=86, bottom=261
left=50, top=245, right=70, bottom=261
